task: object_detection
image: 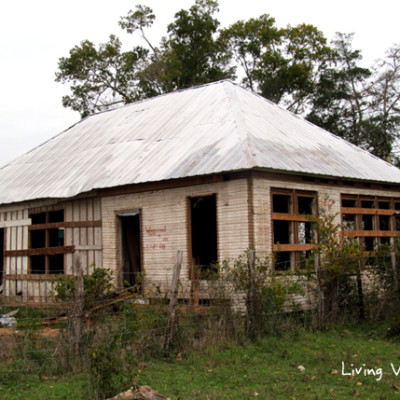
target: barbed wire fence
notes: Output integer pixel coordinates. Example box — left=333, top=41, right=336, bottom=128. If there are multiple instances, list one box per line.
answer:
left=0, top=249, right=398, bottom=398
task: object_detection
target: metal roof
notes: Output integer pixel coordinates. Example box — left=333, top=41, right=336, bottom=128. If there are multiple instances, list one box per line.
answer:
left=1, top=80, right=400, bottom=205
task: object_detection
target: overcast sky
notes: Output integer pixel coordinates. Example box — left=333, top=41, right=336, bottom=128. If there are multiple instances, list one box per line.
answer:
left=0, top=0, right=398, bottom=167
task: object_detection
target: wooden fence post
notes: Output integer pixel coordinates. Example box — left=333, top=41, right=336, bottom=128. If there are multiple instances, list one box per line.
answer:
left=71, top=252, right=84, bottom=366
left=314, top=252, right=324, bottom=323
left=356, top=259, right=365, bottom=320
left=391, top=251, right=399, bottom=293
left=163, top=250, right=183, bottom=351
left=247, top=250, right=256, bottom=338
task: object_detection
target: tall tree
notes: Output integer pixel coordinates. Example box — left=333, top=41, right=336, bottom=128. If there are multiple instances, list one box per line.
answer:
left=159, top=0, right=235, bottom=90
left=307, top=34, right=400, bottom=161
left=55, top=1, right=400, bottom=164
left=365, top=45, right=400, bottom=162
left=222, top=17, right=333, bottom=113
left=56, top=0, right=234, bottom=117
left=55, top=35, right=149, bottom=118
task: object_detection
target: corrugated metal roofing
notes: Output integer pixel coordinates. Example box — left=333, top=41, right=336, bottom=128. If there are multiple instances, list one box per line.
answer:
left=1, top=80, right=400, bottom=205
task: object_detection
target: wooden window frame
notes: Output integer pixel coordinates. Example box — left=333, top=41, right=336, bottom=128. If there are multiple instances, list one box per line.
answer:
left=28, top=210, right=67, bottom=275
left=271, top=189, right=317, bottom=271
left=341, top=194, right=400, bottom=252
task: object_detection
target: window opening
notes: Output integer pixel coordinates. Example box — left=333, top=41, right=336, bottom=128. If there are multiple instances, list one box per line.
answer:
left=396, top=214, right=400, bottom=231
left=272, top=189, right=316, bottom=271
left=190, top=195, right=217, bottom=279
left=29, top=210, right=65, bottom=274
left=274, top=251, right=291, bottom=272
left=31, top=255, right=46, bottom=274
left=343, top=214, right=356, bottom=231
left=364, top=237, right=375, bottom=252
left=379, top=215, right=391, bottom=231
left=273, top=220, right=291, bottom=244
left=273, top=194, right=291, bottom=213
left=298, top=196, right=314, bottom=215
left=361, top=200, right=375, bottom=208
left=342, top=198, right=357, bottom=207
left=362, top=215, right=374, bottom=230
left=298, top=221, right=313, bottom=244
left=340, top=195, right=400, bottom=254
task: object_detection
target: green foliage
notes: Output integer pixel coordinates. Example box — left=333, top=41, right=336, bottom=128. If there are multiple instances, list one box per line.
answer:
left=367, top=239, right=400, bottom=317
left=222, top=16, right=333, bottom=113
left=307, top=33, right=400, bottom=161
left=55, top=35, right=149, bottom=118
left=55, top=1, right=400, bottom=164
left=53, top=267, right=113, bottom=310
left=86, top=328, right=138, bottom=400
left=306, top=198, right=365, bottom=322
left=161, top=0, right=234, bottom=89
left=386, top=314, right=400, bottom=338
left=222, top=251, right=304, bottom=337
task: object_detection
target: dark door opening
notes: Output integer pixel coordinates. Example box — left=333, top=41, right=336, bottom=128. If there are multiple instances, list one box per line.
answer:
left=0, top=228, right=4, bottom=286
left=119, top=212, right=142, bottom=288
left=190, top=195, right=217, bottom=279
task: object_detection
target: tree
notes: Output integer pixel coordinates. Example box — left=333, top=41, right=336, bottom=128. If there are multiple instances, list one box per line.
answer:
left=365, top=45, right=400, bottom=162
left=222, top=17, right=333, bottom=113
left=160, top=0, right=235, bottom=90
left=306, top=34, right=372, bottom=147
left=56, top=1, right=400, bottom=164
left=56, top=0, right=234, bottom=118
left=306, top=35, right=400, bottom=161
left=55, top=35, right=150, bottom=118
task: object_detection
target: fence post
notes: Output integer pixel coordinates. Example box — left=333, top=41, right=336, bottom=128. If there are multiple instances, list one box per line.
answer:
left=164, top=250, right=183, bottom=351
left=391, top=251, right=399, bottom=293
left=356, top=258, right=365, bottom=320
left=314, top=252, right=324, bottom=323
left=247, top=250, right=256, bottom=338
left=71, top=252, right=84, bottom=366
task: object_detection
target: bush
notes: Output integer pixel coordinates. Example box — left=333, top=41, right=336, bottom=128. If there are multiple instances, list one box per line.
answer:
left=222, top=250, right=304, bottom=338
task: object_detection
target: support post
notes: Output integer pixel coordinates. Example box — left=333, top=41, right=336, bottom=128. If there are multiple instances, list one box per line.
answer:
left=391, top=251, right=399, bottom=293
left=315, top=252, right=324, bottom=323
left=71, top=252, right=84, bottom=366
left=164, top=250, right=183, bottom=351
left=247, top=250, right=256, bottom=338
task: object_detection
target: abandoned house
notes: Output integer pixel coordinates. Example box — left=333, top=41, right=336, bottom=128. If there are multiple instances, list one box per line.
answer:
left=1, top=80, right=400, bottom=304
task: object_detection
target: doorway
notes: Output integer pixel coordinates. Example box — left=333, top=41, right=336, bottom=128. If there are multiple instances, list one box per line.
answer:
left=0, top=228, right=4, bottom=286
left=118, top=211, right=142, bottom=287
left=190, top=195, right=218, bottom=279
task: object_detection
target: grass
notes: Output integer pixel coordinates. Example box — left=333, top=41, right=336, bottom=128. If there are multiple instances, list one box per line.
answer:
left=140, top=323, right=400, bottom=399
left=1, top=322, right=400, bottom=399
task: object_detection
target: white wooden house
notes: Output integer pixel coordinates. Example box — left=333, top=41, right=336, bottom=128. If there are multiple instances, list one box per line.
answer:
left=1, top=80, right=400, bottom=303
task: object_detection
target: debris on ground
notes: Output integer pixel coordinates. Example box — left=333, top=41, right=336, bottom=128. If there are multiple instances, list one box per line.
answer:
left=107, top=385, right=170, bottom=400
left=0, top=309, right=18, bottom=327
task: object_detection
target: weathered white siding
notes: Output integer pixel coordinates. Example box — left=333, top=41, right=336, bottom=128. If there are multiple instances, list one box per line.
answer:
left=101, top=178, right=249, bottom=292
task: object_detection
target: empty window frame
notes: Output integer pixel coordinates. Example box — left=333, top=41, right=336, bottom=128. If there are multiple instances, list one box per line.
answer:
left=341, top=195, right=400, bottom=251
left=29, top=210, right=65, bottom=274
left=189, top=194, right=218, bottom=279
left=272, top=189, right=316, bottom=271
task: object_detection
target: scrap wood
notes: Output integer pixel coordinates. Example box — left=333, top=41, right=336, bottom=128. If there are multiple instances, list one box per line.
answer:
left=3, top=309, right=19, bottom=318
left=42, top=289, right=138, bottom=327
left=107, top=386, right=170, bottom=400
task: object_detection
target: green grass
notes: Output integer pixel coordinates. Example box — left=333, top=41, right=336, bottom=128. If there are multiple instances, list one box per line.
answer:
left=139, top=323, right=400, bottom=399
left=0, top=374, right=86, bottom=400
left=2, top=322, right=400, bottom=399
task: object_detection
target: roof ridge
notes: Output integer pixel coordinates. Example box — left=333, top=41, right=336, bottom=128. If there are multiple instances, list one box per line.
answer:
left=222, top=82, right=256, bottom=168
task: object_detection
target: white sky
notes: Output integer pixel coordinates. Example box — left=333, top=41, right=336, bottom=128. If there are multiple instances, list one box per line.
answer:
left=0, top=0, right=398, bottom=167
